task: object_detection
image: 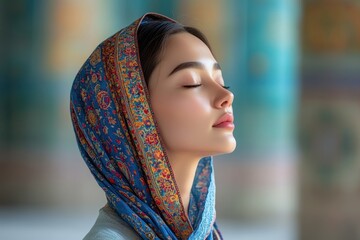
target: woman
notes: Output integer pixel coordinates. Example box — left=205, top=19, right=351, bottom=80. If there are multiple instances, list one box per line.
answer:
left=70, top=12, right=236, bottom=240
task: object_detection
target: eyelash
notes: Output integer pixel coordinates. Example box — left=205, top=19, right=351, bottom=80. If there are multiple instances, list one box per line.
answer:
left=183, top=84, right=230, bottom=89
left=183, top=84, right=201, bottom=88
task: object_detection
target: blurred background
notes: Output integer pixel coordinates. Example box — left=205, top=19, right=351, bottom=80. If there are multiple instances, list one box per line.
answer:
left=1, top=0, right=359, bottom=239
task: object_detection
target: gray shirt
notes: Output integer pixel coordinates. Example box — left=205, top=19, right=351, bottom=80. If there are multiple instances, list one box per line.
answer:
left=83, top=204, right=141, bottom=240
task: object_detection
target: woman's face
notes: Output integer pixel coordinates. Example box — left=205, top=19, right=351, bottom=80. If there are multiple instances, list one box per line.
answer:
left=148, top=32, right=236, bottom=159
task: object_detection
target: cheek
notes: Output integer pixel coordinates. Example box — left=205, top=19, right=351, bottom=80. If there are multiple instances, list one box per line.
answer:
left=150, top=91, right=211, bottom=144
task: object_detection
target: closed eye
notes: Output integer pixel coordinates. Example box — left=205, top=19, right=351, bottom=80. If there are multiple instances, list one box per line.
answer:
left=183, top=84, right=230, bottom=89
left=183, top=84, right=202, bottom=88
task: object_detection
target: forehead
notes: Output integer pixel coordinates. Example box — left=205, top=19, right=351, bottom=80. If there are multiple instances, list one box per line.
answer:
left=158, top=32, right=216, bottom=64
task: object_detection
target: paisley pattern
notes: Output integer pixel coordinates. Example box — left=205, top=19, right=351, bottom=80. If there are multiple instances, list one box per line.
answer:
left=70, top=12, right=222, bottom=239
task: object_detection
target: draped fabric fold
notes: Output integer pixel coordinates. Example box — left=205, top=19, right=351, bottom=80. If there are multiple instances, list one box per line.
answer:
left=70, top=12, right=222, bottom=240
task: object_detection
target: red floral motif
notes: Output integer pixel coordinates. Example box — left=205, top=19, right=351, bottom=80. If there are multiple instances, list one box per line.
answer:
left=136, top=83, right=144, bottom=94
left=96, top=90, right=111, bottom=110
left=154, top=197, right=161, bottom=206
left=143, top=108, right=149, bottom=115
left=127, top=71, right=137, bottom=79
left=125, top=46, right=136, bottom=56
left=145, top=133, right=158, bottom=145
left=161, top=168, right=171, bottom=179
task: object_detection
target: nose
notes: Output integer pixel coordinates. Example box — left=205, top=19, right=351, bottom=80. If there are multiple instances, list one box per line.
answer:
left=214, top=86, right=234, bottom=109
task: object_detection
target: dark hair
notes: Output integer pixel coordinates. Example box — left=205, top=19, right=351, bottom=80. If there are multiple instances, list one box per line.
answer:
left=137, top=20, right=212, bottom=84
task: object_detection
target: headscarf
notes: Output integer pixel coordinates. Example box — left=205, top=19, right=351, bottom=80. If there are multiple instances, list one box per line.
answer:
left=70, top=12, right=222, bottom=240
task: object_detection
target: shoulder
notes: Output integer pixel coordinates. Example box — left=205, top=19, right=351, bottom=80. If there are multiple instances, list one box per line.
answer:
left=83, top=204, right=141, bottom=240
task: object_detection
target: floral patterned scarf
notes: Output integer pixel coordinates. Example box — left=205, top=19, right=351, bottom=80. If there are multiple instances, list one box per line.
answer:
left=70, top=12, right=222, bottom=240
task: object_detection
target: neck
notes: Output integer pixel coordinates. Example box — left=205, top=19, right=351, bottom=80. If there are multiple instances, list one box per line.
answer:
left=167, top=152, right=200, bottom=217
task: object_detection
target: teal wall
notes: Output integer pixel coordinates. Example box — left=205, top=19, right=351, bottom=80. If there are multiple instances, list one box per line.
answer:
left=228, top=0, right=300, bottom=158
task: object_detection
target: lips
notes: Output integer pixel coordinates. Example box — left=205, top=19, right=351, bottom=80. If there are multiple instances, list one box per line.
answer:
left=213, top=113, right=234, bottom=128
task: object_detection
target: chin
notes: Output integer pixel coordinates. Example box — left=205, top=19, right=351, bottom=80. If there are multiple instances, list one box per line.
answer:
left=223, top=144, right=236, bottom=154
left=211, top=140, right=237, bottom=156
left=223, top=137, right=237, bottom=152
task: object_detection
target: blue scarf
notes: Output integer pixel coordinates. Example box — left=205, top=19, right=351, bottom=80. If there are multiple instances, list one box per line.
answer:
left=70, top=12, right=222, bottom=240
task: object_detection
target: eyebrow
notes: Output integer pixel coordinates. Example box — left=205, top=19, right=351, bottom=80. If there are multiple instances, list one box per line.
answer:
left=168, top=61, right=221, bottom=76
